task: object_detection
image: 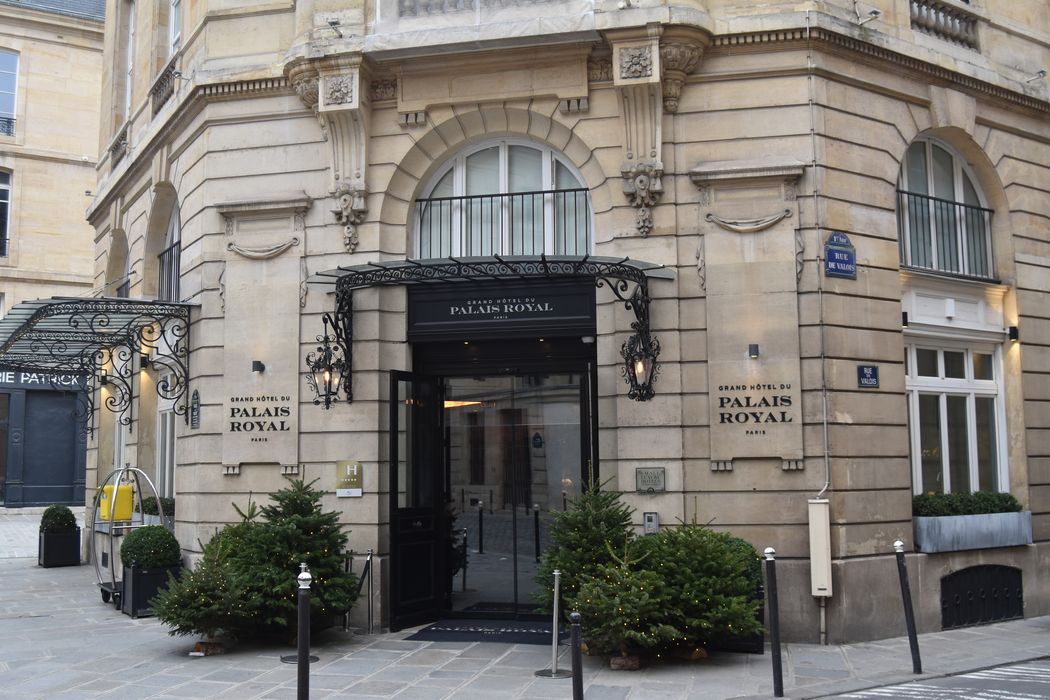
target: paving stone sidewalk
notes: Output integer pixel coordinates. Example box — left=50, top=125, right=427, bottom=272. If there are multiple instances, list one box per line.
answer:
left=2, top=508, right=1049, bottom=699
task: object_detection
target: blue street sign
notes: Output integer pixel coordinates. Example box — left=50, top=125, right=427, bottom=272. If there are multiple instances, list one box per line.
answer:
left=857, top=365, right=879, bottom=388
left=825, top=231, right=857, bottom=279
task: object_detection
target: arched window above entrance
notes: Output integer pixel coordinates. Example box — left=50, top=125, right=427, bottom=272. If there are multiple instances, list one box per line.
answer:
left=897, top=137, right=993, bottom=279
left=415, top=140, right=592, bottom=258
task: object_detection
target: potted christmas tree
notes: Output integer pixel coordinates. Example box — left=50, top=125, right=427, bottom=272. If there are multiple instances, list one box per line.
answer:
left=120, top=524, right=182, bottom=618
left=38, top=504, right=81, bottom=568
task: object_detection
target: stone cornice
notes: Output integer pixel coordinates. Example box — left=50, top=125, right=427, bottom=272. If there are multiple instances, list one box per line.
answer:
left=710, top=27, right=1050, bottom=115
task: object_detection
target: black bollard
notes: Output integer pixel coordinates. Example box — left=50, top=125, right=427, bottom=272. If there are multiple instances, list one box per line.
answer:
left=570, top=612, right=584, bottom=700
left=296, top=563, right=312, bottom=700
left=478, top=502, right=484, bottom=554
left=489, top=489, right=494, bottom=514
left=894, top=540, right=923, bottom=674
left=534, top=505, right=541, bottom=562
left=764, top=547, right=784, bottom=698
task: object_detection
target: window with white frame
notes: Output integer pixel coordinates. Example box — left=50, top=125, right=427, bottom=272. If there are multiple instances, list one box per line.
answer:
left=0, top=171, right=9, bottom=257
left=156, top=374, right=176, bottom=499
left=897, top=138, right=993, bottom=279
left=905, top=341, right=1006, bottom=495
left=415, top=140, right=591, bottom=258
left=0, top=50, right=16, bottom=137
left=168, top=0, right=181, bottom=57
left=122, top=1, right=136, bottom=122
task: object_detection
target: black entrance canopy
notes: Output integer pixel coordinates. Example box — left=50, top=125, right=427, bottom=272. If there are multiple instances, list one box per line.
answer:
left=0, top=297, right=192, bottom=431
left=307, top=255, right=675, bottom=402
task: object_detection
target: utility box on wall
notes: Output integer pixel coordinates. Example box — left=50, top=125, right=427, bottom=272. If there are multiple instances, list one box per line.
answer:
left=808, top=498, right=832, bottom=597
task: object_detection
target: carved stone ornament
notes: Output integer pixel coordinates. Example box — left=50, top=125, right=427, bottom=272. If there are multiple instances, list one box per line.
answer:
left=325, top=75, right=355, bottom=106
left=622, top=163, right=663, bottom=237
left=660, top=41, right=703, bottom=113
left=588, top=56, right=612, bottom=82
left=371, top=79, right=396, bottom=101
left=226, top=237, right=300, bottom=260
left=704, top=209, right=792, bottom=234
left=620, top=46, right=653, bottom=79
left=332, top=185, right=367, bottom=252
left=292, top=75, right=319, bottom=110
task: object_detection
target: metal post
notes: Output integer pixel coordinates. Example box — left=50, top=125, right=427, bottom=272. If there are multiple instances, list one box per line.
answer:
left=551, top=570, right=561, bottom=674
left=534, top=505, right=541, bottom=563
left=461, top=528, right=468, bottom=592
left=297, top=563, right=312, bottom=700
left=535, top=569, right=571, bottom=678
left=489, top=489, right=493, bottom=514
left=366, top=548, right=374, bottom=636
left=570, top=612, right=584, bottom=700
left=894, top=540, right=923, bottom=674
left=477, top=502, right=484, bottom=554
left=764, top=547, right=784, bottom=698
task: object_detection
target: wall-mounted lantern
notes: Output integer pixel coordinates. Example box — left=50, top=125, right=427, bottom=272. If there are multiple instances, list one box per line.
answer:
left=305, top=314, right=348, bottom=409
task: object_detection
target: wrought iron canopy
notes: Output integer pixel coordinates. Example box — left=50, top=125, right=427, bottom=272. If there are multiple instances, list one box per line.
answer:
left=308, top=255, right=675, bottom=402
left=0, top=297, right=193, bottom=429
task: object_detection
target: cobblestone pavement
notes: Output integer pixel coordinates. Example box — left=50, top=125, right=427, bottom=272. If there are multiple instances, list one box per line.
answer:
left=4, top=507, right=1050, bottom=699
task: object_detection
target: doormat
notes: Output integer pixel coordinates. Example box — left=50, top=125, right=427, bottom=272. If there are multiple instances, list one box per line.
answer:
left=405, top=619, right=564, bottom=645
left=462, top=601, right=542, bottom=614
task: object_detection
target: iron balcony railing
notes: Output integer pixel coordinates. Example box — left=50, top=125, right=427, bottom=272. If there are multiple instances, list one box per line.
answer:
left=158, top=241, right=181, bottom=301
left=897, top=190, right=993, bottom=279
left=416, top=188, right=591, bottom=258
left=0, top=116, right=14, bottom=137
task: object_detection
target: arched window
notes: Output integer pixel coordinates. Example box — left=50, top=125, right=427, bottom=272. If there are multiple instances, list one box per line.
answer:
left=158, top=202, right=180, bottom=301
left=897, top=138, right=993, bottom=278
left=415, top=140, right=591, bottom=258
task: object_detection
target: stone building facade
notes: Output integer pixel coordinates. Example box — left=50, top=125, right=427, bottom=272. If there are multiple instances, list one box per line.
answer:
left=0, top=0, right=103, bottom=505
left=9, top=0, right=1050, bottom=641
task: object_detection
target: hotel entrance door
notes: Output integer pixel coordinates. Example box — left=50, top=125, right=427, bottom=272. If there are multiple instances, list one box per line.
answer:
left=389, top=338, right=597, bottom=629
left=445, top=372, right=587, bottom=617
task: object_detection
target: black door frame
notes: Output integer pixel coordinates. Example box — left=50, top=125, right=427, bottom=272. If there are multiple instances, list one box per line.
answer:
left=387, top=337, right=598, bottom=627
left=388, top=371, right=447, bottom=631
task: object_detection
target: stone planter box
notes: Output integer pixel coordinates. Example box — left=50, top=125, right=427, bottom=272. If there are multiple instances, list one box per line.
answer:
left=914, top=511, right=1032, bottom=553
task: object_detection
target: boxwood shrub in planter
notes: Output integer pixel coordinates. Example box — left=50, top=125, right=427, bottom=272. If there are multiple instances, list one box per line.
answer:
left=38, top=504, right=81, bottom=568
left=120, top=524, right=182, bottom=618
left=138, top=496, right=176, bottom=529
left=913, top=492, right=1031, bottom=553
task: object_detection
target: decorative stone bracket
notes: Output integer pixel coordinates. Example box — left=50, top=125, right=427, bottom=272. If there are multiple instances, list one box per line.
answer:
left=287, top=57, right=369, bottom=253
left=622, top=163, right=663, bottom=237
left=608, top=26, right=708, bottom=236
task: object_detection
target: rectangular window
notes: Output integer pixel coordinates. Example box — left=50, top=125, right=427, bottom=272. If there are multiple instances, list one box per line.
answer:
left=123, top=1, right=136, bottom=121
left=169, top=0, right=182, bottom=57
left=157, top=406, right=176, bottom=498
left=0, top=172, right=10, bottom=257
left=0, top=51, right=16, bottom=137
left=907, top=343, right=1005, bottom=495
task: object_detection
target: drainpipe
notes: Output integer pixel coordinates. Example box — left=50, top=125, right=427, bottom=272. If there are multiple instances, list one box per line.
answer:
left=807, top=9, right=832, bottom=646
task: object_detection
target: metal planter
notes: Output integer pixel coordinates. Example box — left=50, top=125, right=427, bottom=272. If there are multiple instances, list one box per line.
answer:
left=38, top=528, right=81, bottom=567
left=914, top=511, right=1032, bottom=553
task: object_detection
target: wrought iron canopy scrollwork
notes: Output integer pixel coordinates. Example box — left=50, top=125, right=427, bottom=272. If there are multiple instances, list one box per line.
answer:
left=0, top=297, right=193, bottom=430
left=307, top=255, right=674, bottom=403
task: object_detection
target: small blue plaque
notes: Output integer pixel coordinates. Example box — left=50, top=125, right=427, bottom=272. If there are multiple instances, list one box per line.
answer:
left=857, top=365, right=879, bottom=388
left=825, top=232, right=857, bottom=279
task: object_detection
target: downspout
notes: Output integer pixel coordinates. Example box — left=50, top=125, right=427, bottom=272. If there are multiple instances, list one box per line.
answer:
left=806, top=9, right=832, bottom=646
